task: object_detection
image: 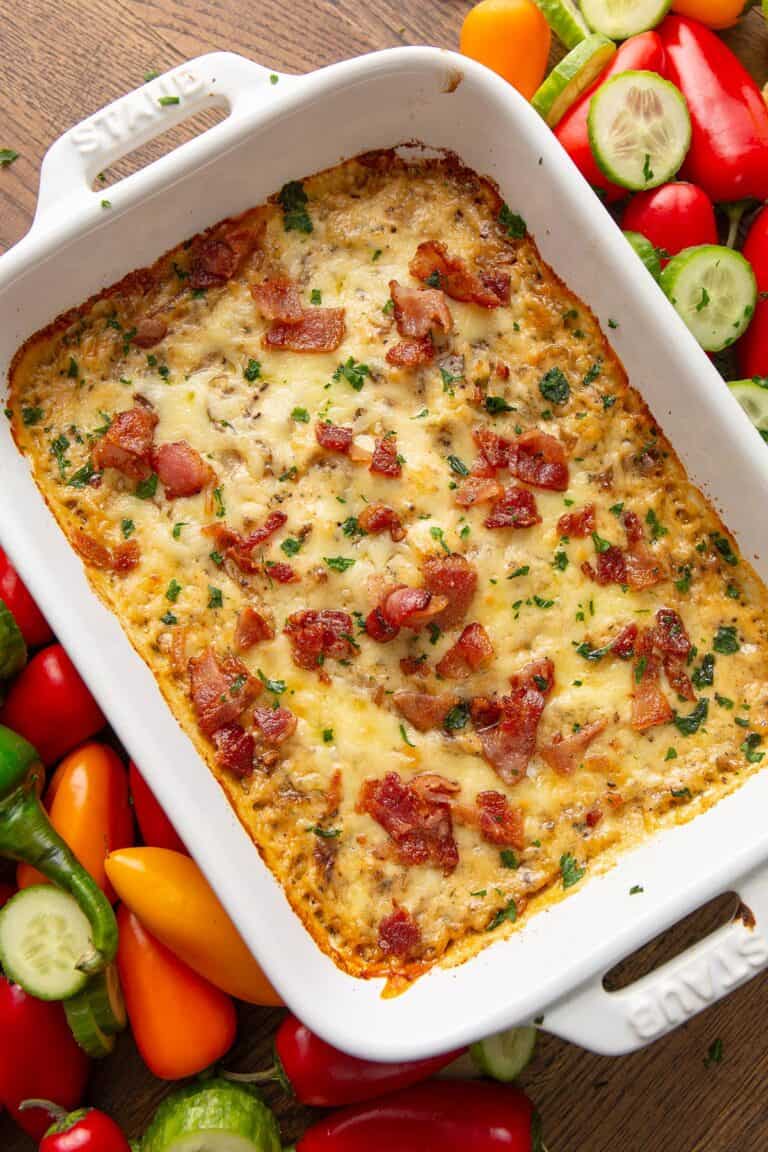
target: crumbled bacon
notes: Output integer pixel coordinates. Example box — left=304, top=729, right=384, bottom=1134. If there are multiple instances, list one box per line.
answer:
left=622, top=510, right=644, bottom=546
left=253, top=705, right=297, bottom=746
left=473, top=427, right=512, bottom=471
left=611, top=623, right=638, bottom=660
left=393, top=690, right=460, bottom=732
left=315, top=421, right=353, bottom=454
left=625, top=551, right=665, bottom=589
left=378, top=907, right=421, bottom=957
left=251, top=277, right=303, bottom=323
left=284, top=609, right=357, bottom=669
left=557, top=504, right=596, bottom=538
left=400, top=656, right=429, bottom=678
left=409, top=241, right=509, bottom=308
left=154, top=441, right=214, bottom=499
left=188, top=648, right=260, bottom=736
left=132, top=316, right=168, bottom=349
left=410, top=773, right=462, bottom=800
left=664, top=655, right=695, bottom=701
left=583, top=512, right=664, bottom=590
left=650, top=608, right=691, bottom=658
left=235, top=606, right=274, bottom=651
left=540, top=719, right=607, bottom=776
left=93, top=405, right=158, bottom=481
left=267, top=562, right=299, bottom=584
left=369, top=435, right=402, bottom=478
left=484, top=485, right=541, bottom=530
left=188, top=223, right=259, bottom=290
left=436, top=623, right=494, bottom=680
left=365, top=605, right=400, bottom=644
left=585, top=805, right=603, bottom=829
left=381, top=587, right=448, bottom=630
left=263, top=308, right=346, bottom=353
left=212, top=723, right=255, bottom=777
left=389, top=279, right=452, bottom=338
left=386, top=336, right=435, bottom=367
left=454, top=476, right=504, bottom=508
left=631, top=630, right=673, bottom=731
left=358, top=771, right=458, bottom=873
left=358, top=503, right=405, bottom=542
left=204, top=513, right=288, bottom=573
left=422, top=554, right=478, bottom=629
left=476, top=790, right=525, bottom=849
left=511, top=430, right=569, bottom=492
left=73, top=530, right=140, bottom=573
left=582, top=546, right=627, bottom=587
left=471, top=657, right=554, bottom=785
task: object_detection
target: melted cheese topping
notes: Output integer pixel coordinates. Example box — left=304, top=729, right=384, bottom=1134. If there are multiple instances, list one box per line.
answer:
left=9, top=154, right=768, bottom=980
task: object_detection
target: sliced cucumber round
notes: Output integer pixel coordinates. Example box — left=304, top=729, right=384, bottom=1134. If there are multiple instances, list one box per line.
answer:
left=588, top=71, right=691, bottom=191
left=533, top=0, right=590, bottom=48
left=0, top=596, right=26, bottom=681
left=470, top=1025, right=538, bottom=1081
left=581, top=0, right=670, bottom=38
left=142, top=1079, right=282, bottom=1152
left=0, top=886, right=91, bottom=1000
left=532, top=35, right=616, bottom=128
left=728, top=378, right=768, bottom=438
left=65, top=989, right=117, bottom=1058
left=623, top=230, right=661, bottom=281
left=660, top=245, right=757, bottom=352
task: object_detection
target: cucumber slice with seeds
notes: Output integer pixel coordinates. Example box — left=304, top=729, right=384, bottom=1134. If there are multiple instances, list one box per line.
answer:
left=533, top=0, right=590, bottom=47
left=728, top=378, right=768, bottom=438
left=470, top=1025, right=538, bottom=1081
left=588, top=71, right=690, bottom=191
left=532, top=34, right=616, bottom=127
left=65, top=990, right=116, bottom=1058
left=623, top=230, right=661, bottom=281
left=660, top=245, right=757, bottom=352
left=581, top=0, right=670, bottom=38
left=0, top=886, right=91, bottom=1000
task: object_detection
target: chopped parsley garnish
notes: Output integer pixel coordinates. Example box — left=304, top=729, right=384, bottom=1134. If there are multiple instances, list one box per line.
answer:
left=160, top=611, right=177, bottom=625
left=258, top=669, right=286, bottom=694
left=67, top=357, right=79, bottom=379
left=333, top=357, right=369, bottom=392
left=726, top=582, right=740, bottom=600
left=710, top=532, right=738, bottom=566
left=281, top=537, right=302, bottom=557
left=533, top=595, right=554, bottom=609
left=607, top=319, right=619, bottom=330
left=0, top=149, right=19, bottom=167
left=448, top=454, right=469, bottom=477
left=486, top=899, right=518, bottom=931
left=713, top=625, right=739, bottom=654
left=121, top=519, right=135, bottom=539
left=560, top=853, right=585, bottom=889
left=576, top=639, right=612, bottom=662
left=430, top=526, right=450, bottom=555
left=692, top=653, right=715, bottom=689
left=322, top=728, right=334, bottom=743
left=244, top=358, right=261, bottom=381
left=583, top=359, right=603, bottom=387
left=277, top=180, right=313, bottom=233
left=324, top=556, right=355, bottom=572
left=630, top=885, right=644, bottom=895
left=499, top=203, right=526, bottom=238
left=270, top=73, right=279, bottom=85
left=485, top=395, right=515, bottom=414
left=135, top=472, right=158, bottom=500
left=279, top=466, right=298, bottom=482
left=671, top=787, right=692, bottom=799
left=166, top=579, right=182, bottom=602
left=665, top=747, right=678, bottom=761
left=741, top=733, right=764, bottom=763
left=383, top=298, right=394, bottom=315
left=645, top=508, right=667, bottom=539
left=209, top=550, right=224, bottom=566
left=101, top=199, right=111, bottom=209
left=21, top=406, right=44, bottom=426
left=508, top=566, right=530, bottom=579
left=310, top=826, right=340, bottom=839
left=609, top=502, right=624, bottom=517
left=602, top=393, right=616, bottom=410
left=341, top=516, right=363, bottom=539
left=553, top=550, right=568, bottom=571
left=675, top=565, right=692, bottom=594
left=704, top=1038, right=723, bottom=1068
left=634, top=656, right=647, bottom=683
left=207, top=586, right=223, bottom=609
left=65, top=461, right=98, bottom=489
left=674, top=698, right=708, bottom=736
left=400, top=723, right=416, bottom=748
left=425, top=270, right=442, bottom=289
left=500, top=849, right=519, bottom=869
left=158, top=95, right=180, bottom=106
left=643, top=154, right=654, bottom=183
left=444, top=702, right=470, bottom=731
left=715, top=693, right=734, bottom=709
left=591, top=531, right=612, bottom=554
left=212, top=487, right=226, bottom=518
left=539, top=367, right=570, bottom=405
left=310, top=289, right=322, bottom=305
left=696, top=287, right=710, bottom=312
left=372, top=248, right=382, bottom=262
left=172, top=522, right=186, bottom=540
left=427, top=622, right=442, bottom=645
left=291, top=406, right=310, bottom=423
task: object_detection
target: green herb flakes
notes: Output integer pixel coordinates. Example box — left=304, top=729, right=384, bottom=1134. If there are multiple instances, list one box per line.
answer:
left=713, top=625, right=739, bottom=654
left=207, top=586, right=223, bottom=609
left=135, top=473, right=158, bottom=500
left=324, top=556, right=355, bottom=573
left=333, top=357, right=369, bottom=391
left=291, top=407, right=310, bottom=423
left=486, top=899, right=518, bottom=931
left=560, top=853, right=585, bottom=889
left=539, top=367, right=570, bottom=405
left=244, top=359, right=261, bottom=382
left=674, top=698, right=708, bottom=736
left=278, top=180, right=312, bottom=233
left=499, top=204, right=526, bottom=238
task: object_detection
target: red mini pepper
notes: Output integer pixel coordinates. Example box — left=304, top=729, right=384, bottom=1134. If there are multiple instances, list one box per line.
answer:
left=0, top=547, right=53, bottom=649
left=622, top=182, right=717, bottom=265
left=737, top=205, right=768, bottom=380
left=295, top=1080, right=541, bottom=1152
left=554, top=32, right=667, bottom=203
left=128, top=761, right=187, bottom=853
left=36, top=1105, right=131, bottom=1152
left=658, top=15, right=768, bottom=203
left=0, top=975, right=89, bottom=1139
left=229, top=1013, right=462, bottom=1107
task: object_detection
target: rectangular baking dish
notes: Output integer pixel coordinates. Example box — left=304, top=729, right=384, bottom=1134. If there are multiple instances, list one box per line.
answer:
left=3, top=47, right=768, bottom=1062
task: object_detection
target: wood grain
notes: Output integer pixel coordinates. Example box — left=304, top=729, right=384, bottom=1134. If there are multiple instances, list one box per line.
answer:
left=1, top=3, right=768, bottom=1149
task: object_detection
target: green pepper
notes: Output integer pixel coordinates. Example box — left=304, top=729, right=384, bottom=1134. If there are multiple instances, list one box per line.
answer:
left=0, top=725, right=117, bottom=972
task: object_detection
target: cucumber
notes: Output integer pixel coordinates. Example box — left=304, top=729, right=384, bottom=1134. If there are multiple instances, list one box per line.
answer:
left=71, top=964, right=127, bottom=1032
left=660, top=245, right=757, bottom=352
left=532, top=35, right=616, bottom=128
left=580, top=0, right=670, bottom=38
left=588, top=71, right=691, bottom=191
left=0, top=886, right=92, bottom=1000
left=728, top=378, right=768, bottom=440
left=623, top=230, right=661, bottom=281
left=470, top=1025, right=538, bottom=1081
left=142, top=1079, right=281, bottom=1152
left=0, top=596, right=26, bottom=680
left=533, top=0, right=590, bottom=48
left=65, top=989, right=116, bottom=1058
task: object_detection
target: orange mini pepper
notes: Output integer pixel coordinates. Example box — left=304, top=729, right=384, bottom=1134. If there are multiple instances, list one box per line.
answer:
left=116, top=904, right=237, bottom=1080
left=18, top=743, right=133, bottom=901
left=105, top=847, right=281, bottom=1006
left=460, top=0, right=550, bottom=100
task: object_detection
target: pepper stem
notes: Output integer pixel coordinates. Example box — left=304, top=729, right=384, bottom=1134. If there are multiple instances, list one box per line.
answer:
left=723, top=200, right=751, bottom=249
left=222, top=1065, right=279, bottom=1085
left=18, top=1099, right=67, bottom=1118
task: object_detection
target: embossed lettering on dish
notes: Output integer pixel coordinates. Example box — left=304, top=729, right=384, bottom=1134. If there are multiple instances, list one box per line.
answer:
left=71, top=70, right=204, bottom=155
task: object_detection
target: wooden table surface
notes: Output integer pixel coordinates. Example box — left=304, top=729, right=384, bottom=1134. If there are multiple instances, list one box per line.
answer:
left=1, top=3, right=768, bottom=1149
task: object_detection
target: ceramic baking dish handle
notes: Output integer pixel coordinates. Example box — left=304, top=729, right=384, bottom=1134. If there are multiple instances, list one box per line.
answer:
left=34, top=52, right=290, bottom=223
left=542, top=862, right=768, bottom=1054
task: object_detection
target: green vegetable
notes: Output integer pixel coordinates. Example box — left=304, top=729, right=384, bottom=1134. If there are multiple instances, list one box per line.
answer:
left=0, top=886, right=93, bottom=1000
left=531, top=35, right=615, bottom=128
left=532, top=0, right=589, bottom=47
left=624, top=231, right=662, bottom=282
left=660, top=246, right=756, bottom=352
left=64, top=984, right=117, bottom=1057
left=580, top=0, right=670, bottom=38
left=0, top=597, right=27, bottom=680
left=470, top=1025, right=537, bottom=1081
left=141, top=1078, right=282, bottom=1152
left=727, top=377, right=768, bottom=440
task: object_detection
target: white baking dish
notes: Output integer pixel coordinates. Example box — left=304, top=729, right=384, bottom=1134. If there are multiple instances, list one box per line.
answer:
left=3, top=48, right=768, bottom=1062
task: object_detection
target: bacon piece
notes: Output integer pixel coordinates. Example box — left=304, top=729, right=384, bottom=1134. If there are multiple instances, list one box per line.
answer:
left=631, top=630, right=673, bottom=732
left=484, top=486, right=541, bottom=530
left=92, top=405, right=158, bottom=481
left=471, top=657, right=554, bottom=785
left=611, top=623, right=638, bottom=660
left=436, top=623, right=494, bottom=680
left=188, top=648, right=260, bottom=736
left=268, top=562, right=299, bottom=584
left=325, top=769, right=343, bottom=818
left=253, top=705, right=297, bottom=746
left=582, top=546, right=627, bottom=587
left=410, top=773, right=461, bottom=799
left=393, top=690, right=460, bottom=732
left=481, top=270, right=512, bottom=306
left=454, top=476, right=504, bottom=508
left=422, top=554, right=478, bottom=629
left=358, top=503, right=405, bottom=542
left=389, top=279, right=452, bottom=338
left=235, top=606, right=274, bottom=651
left=473, top=427, right=513, bottom=471
left=358, top=771, right=458, bottom=873
left=557, top=504, right=596, bottom=538
left=664, top=655, right=695, bottom=701
left=315, top=421, right=353, bottom=454
left=585, top=805, right=603, bottom=829
left=170, top=626, right=188, bottom=679
left=622, top=510, right=644, bottom=546
left=73, top=530, right=140, bottom=573
left=625, top=551, right=665, bottom=589
left=189, top=223, right=259, bottom=290
left=370, top=436, right=402, bottom=478
left=204, top=513, right=288, bottom=573
left=510, top=430, right=569, bottom=492
left=212, top=723, right=255, bottom=777
left=400, top=656, right=429, bottom=678
left=650, top=608, right=691, bottom=658
left=382, top=587, right=448, bottom=630
left=540, top=719, right=607, bottom=776
left=251, top=277, right=303, bottom=323
left=378, top=907, right=421, bottom=958
left=284, top=609, right=357, bottom=670
left=132, top=316, right=168, bottom=349
left=365, top=605, right=400, bottom=643
left=386, top=336, right=435, bottom=367
left=154, top=441, right=214, bottom=499
left=476, top=790, right=525, bottom=849
left=410, top=241, right=508, bottom=309
left=264, top=308, right=346, bottom=353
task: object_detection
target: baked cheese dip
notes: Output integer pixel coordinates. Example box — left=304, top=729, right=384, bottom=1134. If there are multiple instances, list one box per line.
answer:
left=8, top=151, right=768, bottom=980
